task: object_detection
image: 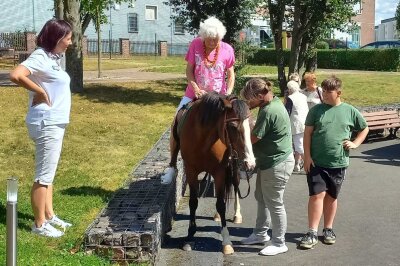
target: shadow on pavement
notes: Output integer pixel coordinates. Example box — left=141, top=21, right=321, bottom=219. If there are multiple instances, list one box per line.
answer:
left=351, top=142, right=400, bottom=166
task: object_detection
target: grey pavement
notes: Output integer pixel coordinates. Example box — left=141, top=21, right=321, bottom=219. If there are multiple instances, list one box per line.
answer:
left=0, top=68, right=185, bottom=86
left=158, top=139, right=400, bottom=266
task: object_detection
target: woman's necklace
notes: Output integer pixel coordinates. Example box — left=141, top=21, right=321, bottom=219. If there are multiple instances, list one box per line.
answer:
left=203, top=42, right=219, bottom=68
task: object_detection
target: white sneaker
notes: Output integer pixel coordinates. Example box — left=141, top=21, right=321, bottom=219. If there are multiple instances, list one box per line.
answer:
left=32, top=221, right=64, bottom=238
left=294, top=164, right=301, bottom=173
left=48, top=215, right=72, bottom=231
left=241, top=233, right=270, bottom=245
left=259, top=244, right=288, bottom=256
left=161, top=167, right=176, bottom=185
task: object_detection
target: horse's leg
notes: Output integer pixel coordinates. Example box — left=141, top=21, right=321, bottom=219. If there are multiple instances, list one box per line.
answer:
left=161, top=120, right=179, bottom=184
left=215, top=177, right=234, bottom=255
left=233, top=191, right=242, bottom=224
left=182, top=171, right=198, bottom=251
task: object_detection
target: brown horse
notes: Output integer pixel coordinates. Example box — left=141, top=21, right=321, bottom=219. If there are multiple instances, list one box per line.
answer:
left=162, top=92, right=255, bottom=254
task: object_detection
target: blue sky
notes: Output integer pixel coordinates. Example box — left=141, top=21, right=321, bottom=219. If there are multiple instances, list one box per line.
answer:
left=375, top=0, right=398, bottom=25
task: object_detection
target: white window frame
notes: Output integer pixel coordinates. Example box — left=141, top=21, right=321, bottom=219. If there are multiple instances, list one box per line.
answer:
left=353, top=2, right=362, bottom=15
left=128, top=13, right=138, bottom=33
left=145, top=5, right=158, bottom=21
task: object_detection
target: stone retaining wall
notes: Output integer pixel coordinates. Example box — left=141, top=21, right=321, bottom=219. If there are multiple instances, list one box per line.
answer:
left=84, top=129, right=184, bottom=265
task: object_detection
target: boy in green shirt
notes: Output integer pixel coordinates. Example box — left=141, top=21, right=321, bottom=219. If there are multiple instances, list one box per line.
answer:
left=299, top=76, right=369, bottom=249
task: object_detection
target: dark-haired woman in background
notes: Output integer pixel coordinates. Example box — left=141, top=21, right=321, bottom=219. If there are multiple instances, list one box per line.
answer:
left=10, top=19, right=73, bottom=237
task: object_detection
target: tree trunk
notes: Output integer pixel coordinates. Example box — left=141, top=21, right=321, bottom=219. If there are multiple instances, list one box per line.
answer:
left=63, top=0, right=83, bottom=93
left=268, top=0, right=287, bottom=96
left=54, top=0, right=63, bottom=19
left=96, top=14, right=102, bottom=78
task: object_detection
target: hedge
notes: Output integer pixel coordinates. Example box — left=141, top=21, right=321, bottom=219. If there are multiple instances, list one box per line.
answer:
left=247, top=48, right=400, bottom=71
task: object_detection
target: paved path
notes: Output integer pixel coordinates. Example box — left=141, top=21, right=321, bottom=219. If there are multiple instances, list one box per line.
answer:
left=158, top=139, right=400, bottom=266
left=0, top=68, right=185, bottom=86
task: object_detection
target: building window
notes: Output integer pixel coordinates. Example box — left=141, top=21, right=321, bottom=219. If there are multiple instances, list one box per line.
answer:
left=353, top=2, right=362, bottom=15
left=128, top=13, right=138, bottom=32
left=145, top=5, right=157, bottom=20
left=174, top=21, right=185, bottom=34
left=351, top=28, right=360, bottom=47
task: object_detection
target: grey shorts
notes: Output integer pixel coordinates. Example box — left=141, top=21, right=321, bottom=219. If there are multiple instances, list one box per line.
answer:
left=27, top=122, right=66, bottom=185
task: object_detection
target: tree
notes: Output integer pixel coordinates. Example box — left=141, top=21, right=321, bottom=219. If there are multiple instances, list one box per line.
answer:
left=63, top=0, right=84, bottom=93
left=267, top=0, right=359, bottom=95
left=396, top=1, right=400, bottom=32
left=167, top=0, right=262, bottom=47
left=267, top=0, right=288, bottom=96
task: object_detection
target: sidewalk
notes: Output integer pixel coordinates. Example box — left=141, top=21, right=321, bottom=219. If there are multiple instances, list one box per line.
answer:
left=0, top=68, right=185, bottom=86
left=158, top=139, right=400, bottom=265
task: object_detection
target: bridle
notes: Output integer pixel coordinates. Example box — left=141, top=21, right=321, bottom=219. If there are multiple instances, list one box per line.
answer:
left=223, top=99, right=252, bottom=199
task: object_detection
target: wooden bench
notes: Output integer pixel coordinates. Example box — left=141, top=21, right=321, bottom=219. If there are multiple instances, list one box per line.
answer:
left=362, top=110, right=400, bottom=139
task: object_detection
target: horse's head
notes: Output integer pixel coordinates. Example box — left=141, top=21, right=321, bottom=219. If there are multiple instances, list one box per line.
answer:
left=222, top=95, right=256, bottom=171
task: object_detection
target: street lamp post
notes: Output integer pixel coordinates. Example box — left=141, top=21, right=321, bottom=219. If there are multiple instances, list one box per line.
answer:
left=6, top=177, right=18, bottom=266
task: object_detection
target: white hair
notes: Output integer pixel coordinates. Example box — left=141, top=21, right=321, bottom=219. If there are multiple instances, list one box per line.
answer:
left=198, top=17, right=227, bottom=40
left=287, top=80, right=301, bottom=94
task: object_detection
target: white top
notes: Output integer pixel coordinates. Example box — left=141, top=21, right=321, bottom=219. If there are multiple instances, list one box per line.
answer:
left=288, top=91, right=309, bottom=135
left=21, top=48, right=71, bottom=125
left=302, top=87, right=323, bottom=109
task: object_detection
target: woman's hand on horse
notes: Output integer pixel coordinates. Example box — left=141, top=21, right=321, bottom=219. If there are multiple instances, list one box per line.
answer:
left=195, top=89, right=207, bottom=99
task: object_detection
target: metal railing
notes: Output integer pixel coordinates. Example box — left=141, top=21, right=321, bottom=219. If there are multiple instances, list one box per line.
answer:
left=0, top=33, right=27, bottom=51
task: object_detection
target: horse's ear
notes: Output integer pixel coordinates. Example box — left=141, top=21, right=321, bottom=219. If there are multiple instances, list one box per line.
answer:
left=222, top=98, right=232, bottom=109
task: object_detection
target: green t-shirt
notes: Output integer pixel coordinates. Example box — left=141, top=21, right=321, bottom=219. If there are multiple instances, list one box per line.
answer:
left=305, top=103, right=367, bottom=168
left=252, top=97, right=293, bottom=170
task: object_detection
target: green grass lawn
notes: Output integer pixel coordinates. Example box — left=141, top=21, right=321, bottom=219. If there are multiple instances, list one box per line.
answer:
left=0, top=80, right=185, bottom=265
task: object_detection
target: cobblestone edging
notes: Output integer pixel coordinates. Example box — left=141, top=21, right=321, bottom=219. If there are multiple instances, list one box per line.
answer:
left=356, top=104, right=400, bottom=113
left=84, top=129, right=184, bottom=265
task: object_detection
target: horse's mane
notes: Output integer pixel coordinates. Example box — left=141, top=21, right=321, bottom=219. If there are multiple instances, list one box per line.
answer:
left=200, top=92, right=225, bottom=125
left=228, top=94, right=248, bottom=122
left=200, top=92, right=248, bottom=126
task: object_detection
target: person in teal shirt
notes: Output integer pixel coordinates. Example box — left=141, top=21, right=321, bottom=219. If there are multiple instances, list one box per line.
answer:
left=240, top=78, right=294, bottom=256
left=299, top=76, right=369, bottom=249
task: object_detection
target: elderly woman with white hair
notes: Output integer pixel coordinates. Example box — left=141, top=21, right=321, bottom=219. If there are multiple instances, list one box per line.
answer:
left=161, top=16, right=235, bottom=184
left=176, top=16, right=235, bottom=110
left=285, top=80, right=309, bottom=173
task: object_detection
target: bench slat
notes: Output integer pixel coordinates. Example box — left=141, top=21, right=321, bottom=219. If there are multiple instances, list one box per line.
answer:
left=367, top=118, right=400, bottom=126
left=369, top=123, right=400, bottom=130
left=362, top=110, right=398, bottom=117
left=365, top=115, right=399, bottom=122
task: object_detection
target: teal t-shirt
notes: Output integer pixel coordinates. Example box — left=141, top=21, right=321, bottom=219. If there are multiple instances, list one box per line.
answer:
left=252, top=96, right=293, bottom=170
left=305, top=103, right=367, bottom=168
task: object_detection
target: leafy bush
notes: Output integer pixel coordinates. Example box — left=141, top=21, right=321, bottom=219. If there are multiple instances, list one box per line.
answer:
left=317, top=49, right=400, bottom=71
left=247, top=48, right=400, bottom=71
left=316, top=41, right=329, bottom=49
left=247, top=48, right=291, bottom=65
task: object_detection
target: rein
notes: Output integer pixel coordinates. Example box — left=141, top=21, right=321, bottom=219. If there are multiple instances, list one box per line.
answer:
left=223, top=107, right=251, bottom=199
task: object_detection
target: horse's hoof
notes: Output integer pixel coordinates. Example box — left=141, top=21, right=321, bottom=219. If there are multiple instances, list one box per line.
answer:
left=182, top=242, right=193, bottom=251
left=222, top=245, right=234, bottom=255
left=233, top=216, right=242, bottom=224
left=214, top=213, right=221, bottom=222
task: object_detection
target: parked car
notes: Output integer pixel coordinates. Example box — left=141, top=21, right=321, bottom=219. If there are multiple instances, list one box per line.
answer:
left=324, top=39, right=358, bottom=49
left=360, top=41, right=400, bottom=49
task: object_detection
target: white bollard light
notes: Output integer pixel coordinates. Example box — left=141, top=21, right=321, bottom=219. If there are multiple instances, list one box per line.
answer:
left=6, top=177, right=18, bottom=266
